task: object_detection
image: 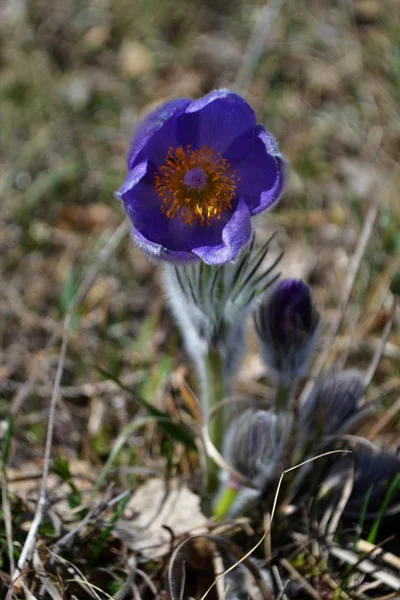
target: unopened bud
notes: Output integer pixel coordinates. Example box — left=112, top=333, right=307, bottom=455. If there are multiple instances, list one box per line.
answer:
left=300, top=369, right=365, bottom=438
left=315, top=442, right=400, bottom=520
left=223, top=409, right=279, bottom=481
left=254, top=279, right=320, bottom=384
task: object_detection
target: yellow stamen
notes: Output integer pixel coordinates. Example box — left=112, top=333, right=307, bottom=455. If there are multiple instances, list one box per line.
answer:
left=153, top=145, right=239, bottom=226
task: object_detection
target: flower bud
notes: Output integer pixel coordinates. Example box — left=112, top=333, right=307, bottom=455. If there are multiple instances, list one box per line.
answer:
left=223, top=409, right=279, bottom=481
left=344, top=444, right=400, bottom=519
left=163, top=236, right=281, bottom=393
left=254, top=279, right=320, bottom=384
left=299, top=369, right=366, bottom=439
left=313, top=442, right=400, bottom=521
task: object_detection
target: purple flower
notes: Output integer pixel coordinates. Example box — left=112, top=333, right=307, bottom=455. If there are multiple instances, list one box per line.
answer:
left=255, top=279, right=320, bottom=383
left=117, top=90, right=286, bottom=265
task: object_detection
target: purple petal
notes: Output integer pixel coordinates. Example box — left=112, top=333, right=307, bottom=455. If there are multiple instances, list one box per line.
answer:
left=119, top=163, right=199, bottom=263
left=226, top=126, right=287, bottom=215
left=192, top=198, right=252, bottom=265
left=128, top=98, right=191, bottom=169
left=118, top=160, right=149, bottom=197
left=185, top=89, right=234, bottom=113
left=117, top=160, right=160, bottom=229
left=130, top=225, right=198, bottom=263
left=252, top=127, right=287, bottom=214
left=182, top=90, right=256, bottom=155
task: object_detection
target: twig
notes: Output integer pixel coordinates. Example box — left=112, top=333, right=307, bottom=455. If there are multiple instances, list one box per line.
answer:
left=21, top=581, right=38, bottom=599
left=235, top=0, right=285, bottom=95
left=263, top=512, right=271, bottom=559
left=364, top=295, right=398, bottom=388
left=67, top=218, right=131, bottom=317
left=112, top=557, right=137, bottom=600
left=301, top=200, right=380, bottom=404
left=48, top=549, right=103, bottom=599
left=280, top=558, right=321, bottom=600
left=356, top=539, right=400, bottom=571
left=8, top=315, right=71, bottom=598
left=321, top=456, right=355, bottom=541
left=135, top=569, right=158, bottom=597
left=318, top=200, right=379, bottom=368
left=10, top=331, right=59, bottom=416
left=167, top=534, right=274, bottom=600
left=6, top=219, right=132, bottom=595
left=2, top=473, right=15, bottom=575
left=211, top=549, right=225, bottom=600
left=272, top=564, right=289, bottom=600
left=329, top=545, right=400, bottom=591
left=10, top=218, right=131, bottom=416
left=33, top=550, right=63, bottom=600
left=367, top=395, right=400, bottom=439
left=199, top=450, right=351, bottom=600
left=51, top=496, right=106, bottom=554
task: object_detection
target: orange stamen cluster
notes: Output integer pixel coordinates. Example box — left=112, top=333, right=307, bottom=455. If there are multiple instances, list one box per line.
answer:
left=153, top=145, right=238, bottom=226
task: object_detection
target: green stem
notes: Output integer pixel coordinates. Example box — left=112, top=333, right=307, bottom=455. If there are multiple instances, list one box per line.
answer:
left=203, top=347, right=227, bottom=494
left=275, top=381, right=292, bottom=412
left=214, top=486, right=239, bottom=521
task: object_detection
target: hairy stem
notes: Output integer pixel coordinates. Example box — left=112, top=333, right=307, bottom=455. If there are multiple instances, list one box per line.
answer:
left=214, top=485, right=239, bottom=520
left=204, top=347, right=227, bottom=494
left=275, top=381, right=292, bottom=412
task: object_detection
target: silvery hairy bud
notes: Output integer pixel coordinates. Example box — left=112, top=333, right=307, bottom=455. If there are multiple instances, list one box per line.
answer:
left=223, top=409, right=279, bottom=482
left=315, top=441, right=400, bottom=521
left=163, top=235, right=282, bottom=390
left=299, top=369, right=367, bottom=439
left=344, top=444, right=400, bottom=519
left=254, top=279, right=320, bottom=384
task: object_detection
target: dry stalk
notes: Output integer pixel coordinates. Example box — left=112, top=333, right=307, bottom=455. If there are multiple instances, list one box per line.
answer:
left=7, top=315, right=71, bottom=598
left=364, top=295, right=398, bottom=388
left=10, top=218, right=130, bottom=416
left=356, top=540, right=400, bottom=571
left=235, top=0, right=285, bottom=95
left=280, top=558, right=321, bottom=600
left=272, top=564, right=289, bottom=600
left=1, top=436, right=15, bottom=576
left=301, top=200, right=380, bottom=405
left=199, top=450, right=351, bottom=600
left=329, top=545, right=400, bottom=591
left=6, top=218, right=131, bottom=596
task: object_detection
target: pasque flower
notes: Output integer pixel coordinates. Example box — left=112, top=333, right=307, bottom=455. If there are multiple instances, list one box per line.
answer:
left=255, top=279, right=320, bottom=383
left=117, top=90, right=286, bottom=265
left=310, top=440, right=400, bottom=521
left=223, top=409, right=279, bottom=481
left=299, top=370, right=367, bottom=439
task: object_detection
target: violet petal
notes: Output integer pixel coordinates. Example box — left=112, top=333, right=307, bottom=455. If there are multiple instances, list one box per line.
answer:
left=192, top=198, right=252, bottom=265
left=128, top=98, right=191, bottom=169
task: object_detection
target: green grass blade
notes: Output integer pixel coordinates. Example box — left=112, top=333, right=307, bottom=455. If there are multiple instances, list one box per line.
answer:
left=0, top=414, right=13, bottom=479
left=90, top=416, right=172, bottom=500
left=367, top=472, right=400, bottom=544
left=95, top=366, right=196, bottom=449
left=353, top=484, right=373, bottom=550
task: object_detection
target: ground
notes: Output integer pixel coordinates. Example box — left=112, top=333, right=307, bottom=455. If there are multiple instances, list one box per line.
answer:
left=1, top=0, right=400, bottom=598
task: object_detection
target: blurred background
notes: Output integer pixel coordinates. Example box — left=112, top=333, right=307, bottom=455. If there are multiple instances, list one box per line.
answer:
left=1, top=0, right=400, bottom=478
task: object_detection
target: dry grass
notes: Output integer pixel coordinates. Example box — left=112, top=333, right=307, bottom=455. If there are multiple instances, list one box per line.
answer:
left=1, top=0, right=400, bottom=597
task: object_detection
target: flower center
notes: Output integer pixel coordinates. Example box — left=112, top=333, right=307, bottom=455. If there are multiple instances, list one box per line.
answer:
left=153, top=145, right=238, bottom=226
left=183, top=167, right=207, bottom=190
